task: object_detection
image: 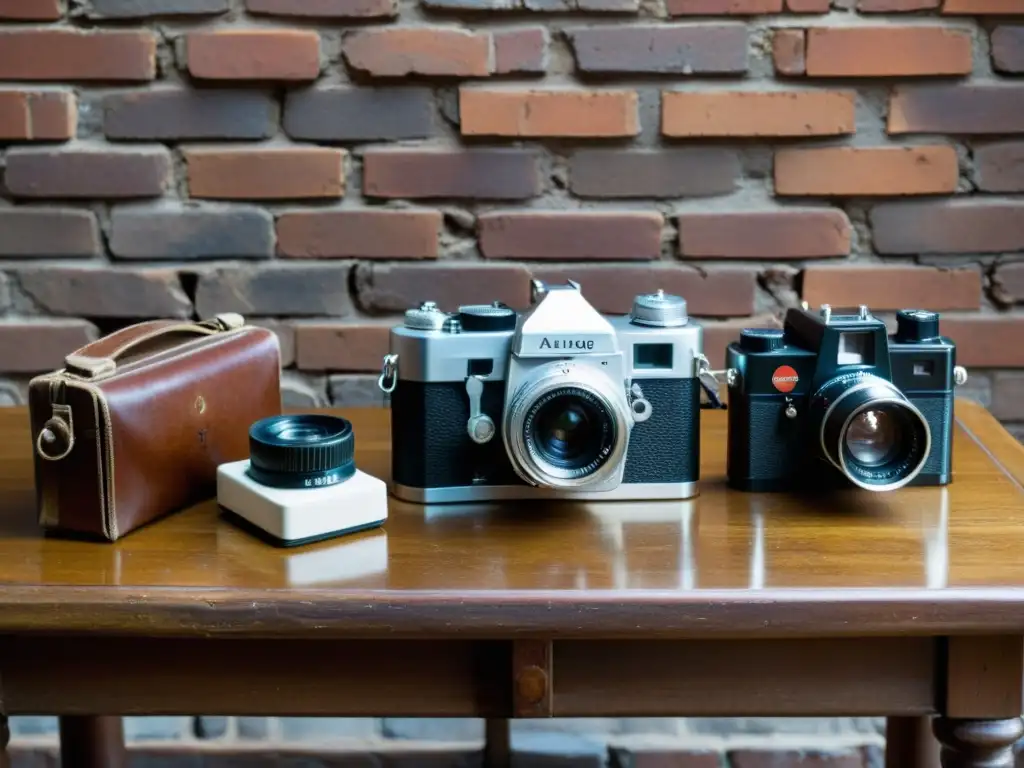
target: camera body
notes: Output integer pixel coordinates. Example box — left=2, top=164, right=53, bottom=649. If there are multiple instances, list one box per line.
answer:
left=726, top=305, right=965, bottom=493
left=383, top=281, right=705, bottom=504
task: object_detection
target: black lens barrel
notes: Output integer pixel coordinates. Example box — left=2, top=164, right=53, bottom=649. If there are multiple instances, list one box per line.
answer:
left=247, top=414, right=356, bottom=489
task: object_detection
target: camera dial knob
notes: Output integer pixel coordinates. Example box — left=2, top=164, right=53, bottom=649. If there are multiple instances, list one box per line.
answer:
left=630, top=290, right=688, bottom=327
left=458, top=302, right=517, bottom=332
left=895, top=309, right=941, bottom=342
left=404, top=302, right=449, bottom=331
left=739, top=328, right=785, bottom=353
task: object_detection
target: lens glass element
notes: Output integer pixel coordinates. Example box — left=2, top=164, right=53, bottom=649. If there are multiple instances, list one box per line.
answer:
left=844, top=408, right=900, bottom=466
left=524, top=387, right=615, bottom=479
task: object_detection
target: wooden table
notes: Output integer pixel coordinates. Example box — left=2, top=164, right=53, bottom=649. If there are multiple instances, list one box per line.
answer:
left=1, top=401, right=1023, bottom=768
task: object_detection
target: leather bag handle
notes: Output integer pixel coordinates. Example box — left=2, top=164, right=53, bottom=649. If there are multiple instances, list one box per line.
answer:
left=63, top=313, right=245, bottom=380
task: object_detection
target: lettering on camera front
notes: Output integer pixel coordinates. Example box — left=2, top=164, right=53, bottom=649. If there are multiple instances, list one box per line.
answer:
left=539, top=337, right=595, bottom=351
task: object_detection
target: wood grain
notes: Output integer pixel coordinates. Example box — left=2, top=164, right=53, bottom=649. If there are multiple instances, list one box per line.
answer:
left=945, top=636, right=1024, bottom=719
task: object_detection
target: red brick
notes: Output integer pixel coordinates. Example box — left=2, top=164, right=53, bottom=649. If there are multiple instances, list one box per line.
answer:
left=935, top=315, right=1024, bottom=368
left=858, top=0, right=938, bottom=11
left=246, top=0, right=396, bottom=16
left=276, top=209, right=441, bottom=259
left=888, top=84, right=1024, bottom=134
left=702, top=315, right=781, bottom=369
left=992, top=26, right=1024, bottom=72
left=185, top=147, right=345, bottom=200
left=0, top=320, right=100, bottom=374
left=870, top=200, right=1024, bottom=254
left=974, top=142, right=1024, bottom=192
left=0, top=90, right=75, bottom=141
left=570, top=149, right=737, bottom=199
left=774, top=146, right=958, bottom=196
left=992, top=371, right=1024, bottom=420
left=494, top=28, right=547, bottom=74
left=786, top=0, right=829, bottom=11
left=992, top=262, right=1024, bottom=305
left=0, top=30, right=155, bottom=81
left=667, top=0, right=780, bottom=14
left=567, top=25, right=747, bottom=74
left=730, top=751, right=864, bottom=768
left=187, top=30, right=321, bottom=81
left=0, top=0, right=61, bottom=19
left=804, top=27, right=973, bottom=77
left=5, top=147, right=171, bottom=199
left=801, top=265, right=981, bottom=312
left=295, top=322, right=391, bottom=371
left=772, top=29, right=805, bottom=75
left=677, top=209, right=850, bottom=259
left=0, top=208, right=101, bottom=257
left=13, top=267, right=192, bottom=318
left=343, top=27, right=491, bottom=77
left=529, top=264, right=756, bottom=317
left=195, top=265, right=354, bottom=317
left=479, top=211, right=663, bottom=261
left=662, top=90, right=853, bottom=137
left=460, top=88, right=638, bottom=137
left=354, top=262, right=533, bottom=312
left=362, top=148, right=540, bottom=200
left=943, top=0, right=1024, bottom=13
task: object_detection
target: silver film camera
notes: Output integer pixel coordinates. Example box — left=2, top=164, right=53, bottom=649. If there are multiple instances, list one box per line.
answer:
left=378, top=280, right=718, bottom=504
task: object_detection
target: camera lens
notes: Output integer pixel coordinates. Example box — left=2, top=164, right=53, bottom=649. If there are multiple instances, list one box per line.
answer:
left=815, top=373, right=930, bottom=492
left=247, top=414, right=356, bottom=490
left=530, top=392, right=606, bottom=470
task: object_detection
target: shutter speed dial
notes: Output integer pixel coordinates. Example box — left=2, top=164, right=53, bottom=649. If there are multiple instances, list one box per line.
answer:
left=458, top=302, right=517, bottom=332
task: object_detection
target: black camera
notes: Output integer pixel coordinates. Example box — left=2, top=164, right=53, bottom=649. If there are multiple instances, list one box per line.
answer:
left=725, top=305, right=968, bottom=493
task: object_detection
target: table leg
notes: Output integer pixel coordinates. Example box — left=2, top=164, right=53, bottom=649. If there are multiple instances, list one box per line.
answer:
left=484, top=718, right=510, bottom=768
left=932, top=716, right=1024, bottom=768
left=886, top=716, right=941, bottom=768
left=0, top=713, right=9, bottom=768
left=59, top=716, right=125, bottom=768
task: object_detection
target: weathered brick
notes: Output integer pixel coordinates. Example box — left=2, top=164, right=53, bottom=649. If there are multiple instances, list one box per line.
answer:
left=295, top=322, right=390, bottom=371
left=610, top=748, right=722, bottom=768
left=421, top=0, right=637, bottom=9
left=104, top=88, right=276, bottom=140
left=871, top=200, right=1024, bottom=254
left=0, top=320, right=99, bottom=374
left=479, top=211, right=663, bottom=261
left=186, top=30, right=321, bottom=81
left=185, top=148, right=345, bottom=200
left=662, top=90, right=853, bottom=137
left=195, top=265, right=354, bottom=317
left=933, top=315, right=1024, bottom=368
left=774, top=146, right=958, bottom=196
left=730, top=751, right=864, bottom=768
left=343, top=28, right=491, bottom=77
left=702, top=315, right=781, bottom=369
left=993, top=262, right=1024, bottom=305
left=77, top=0, right=228, bottom=17
left=889, top=84, right=1024, bottom=134
left=943, top=0, right=1024, bottom=13
left=246, top=0, right=395, bottom=15
left=858, top=0, right=938, bottom=10
left=284, top=87, right=435, bottom=141
left=362, top=149, right=539, bottom=200
left=786, top=0, right=829, bottom=11
left=0, top=90, right=76, bottom=141
left=801, top=265, right=981, bottom=311
left=667, top=0, right=779, bottom=14
left=530, top=264, right=755, bottom=317
left=277, top=209, right=441, bottom=259
left=14, top=268, right=192, bottom=318
left=677, top=209, right=850, bottom=259
left=5, top=147, right=171, bottom=199
left=110, top=204, right=274, bottom=260
left=494, top=28, right=548, bottom=74
left=772, top=30, right=805, bottom=75
left=355, top=262, right=533, bottom=312
left=993, top=27, right=1024, bottom=72
left=992, top=372, right=1024, bottom=420
left=974, top=142, right=1024, bottom=192
left=804, top=27, right=973, bottom=77
left=0, top=30, right=155, bottom=82
left=570, top=149, right=737, bottom=198
left=567, top=25, right=747, bottom=74
left=0, top=209, right=100, bottom=258
left=460, top=88, right=638, bottom=137
left=0, top=0, right=61, bottom=19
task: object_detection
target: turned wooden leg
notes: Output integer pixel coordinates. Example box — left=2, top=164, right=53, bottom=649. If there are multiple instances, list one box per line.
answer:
left=59, top=716, right=125, bottom=768
left=887, top=716, right=941, bottom=768
left=933, top=716, right=1024, bottom=768
left=484, top=718, right=510, bottom=768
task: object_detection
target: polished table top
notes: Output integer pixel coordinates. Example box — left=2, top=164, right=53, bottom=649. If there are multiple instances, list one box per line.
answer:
left=1, top=401, right=1023, bottom=639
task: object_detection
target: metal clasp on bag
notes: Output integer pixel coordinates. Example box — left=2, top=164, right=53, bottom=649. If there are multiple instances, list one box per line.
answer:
left=36, top=403, right=75, bottom=462
left=378, top=354, right=399, bottom=394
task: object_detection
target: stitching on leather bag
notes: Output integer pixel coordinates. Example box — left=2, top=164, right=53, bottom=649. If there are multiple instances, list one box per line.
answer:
left=32, top=374, right=62, bottom=528
left=64, top=380, right=114, bottom=540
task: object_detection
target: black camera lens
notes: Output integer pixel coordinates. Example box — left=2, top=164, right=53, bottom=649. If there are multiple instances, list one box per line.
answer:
left=247, top=414, right=356, bottom=490
left=525, top=387, right=615, bottom=478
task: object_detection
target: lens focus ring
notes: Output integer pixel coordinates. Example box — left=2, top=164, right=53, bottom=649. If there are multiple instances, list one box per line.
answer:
left=247, top=414, right=356, bottom=489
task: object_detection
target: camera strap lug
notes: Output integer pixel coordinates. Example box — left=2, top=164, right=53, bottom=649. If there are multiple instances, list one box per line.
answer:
left=628, top=383, right=653, bottom=423
left=377, top=354, right=399, bottom=395
left=695, top=354, right=727, bottom=410
left=465, top=375, right=496, bottom=444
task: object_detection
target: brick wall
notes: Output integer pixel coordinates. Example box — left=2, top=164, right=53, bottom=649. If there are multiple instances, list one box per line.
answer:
left=0, top=0, right=1022, bottom=764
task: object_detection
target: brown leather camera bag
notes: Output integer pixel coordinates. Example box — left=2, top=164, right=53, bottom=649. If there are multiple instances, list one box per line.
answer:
left=28, top=313, right=281, bottom=541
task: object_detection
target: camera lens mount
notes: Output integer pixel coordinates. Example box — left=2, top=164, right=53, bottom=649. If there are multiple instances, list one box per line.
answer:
left=814, top=373, right=931, bottom=492
left=247, top=414, right=356, bottom=490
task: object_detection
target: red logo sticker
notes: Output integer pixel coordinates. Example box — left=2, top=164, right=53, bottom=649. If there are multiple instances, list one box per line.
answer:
left=772, top=365, right=799, bottom=393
